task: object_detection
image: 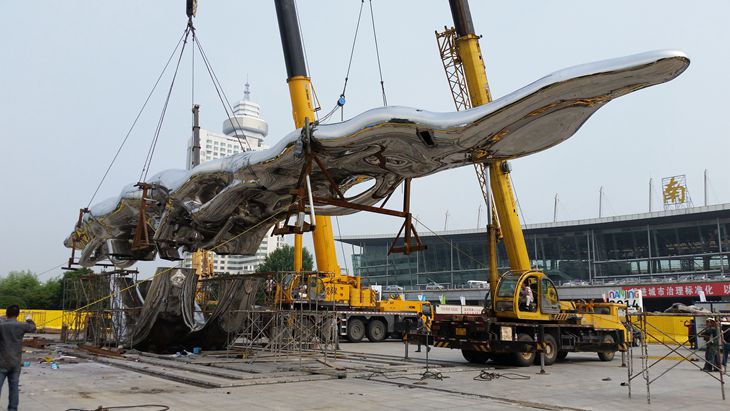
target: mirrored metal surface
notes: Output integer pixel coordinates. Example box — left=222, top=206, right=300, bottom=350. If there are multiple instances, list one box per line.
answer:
left=65, top=50, right=689, bottom=267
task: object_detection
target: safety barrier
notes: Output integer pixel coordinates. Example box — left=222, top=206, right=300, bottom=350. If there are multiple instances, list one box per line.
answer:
left=19, top=310, right=87, bottom=331
left=628, top=314, right=692, bottom=345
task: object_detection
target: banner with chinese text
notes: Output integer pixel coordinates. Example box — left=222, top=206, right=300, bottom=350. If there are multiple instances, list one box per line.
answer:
left=623, top=282, right=730, bottom=298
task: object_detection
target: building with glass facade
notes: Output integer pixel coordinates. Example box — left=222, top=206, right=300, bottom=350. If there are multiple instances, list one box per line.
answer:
left=337, top=203, right=730, bottom=290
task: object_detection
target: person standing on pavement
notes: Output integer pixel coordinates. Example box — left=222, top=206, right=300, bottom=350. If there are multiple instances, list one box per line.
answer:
left=0, top=305, right=36, bottom=411
left=698, top=318, right=721, bottom=372
left=415, top=311, right=430, bottom=353
left=684, top=318, right=697, bottom=349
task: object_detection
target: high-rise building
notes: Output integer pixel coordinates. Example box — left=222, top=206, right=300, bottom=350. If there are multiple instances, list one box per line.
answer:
left=183, top=83, right=283, bottom=273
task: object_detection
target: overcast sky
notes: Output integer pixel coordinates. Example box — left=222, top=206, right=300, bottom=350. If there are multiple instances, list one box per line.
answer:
left=2, top=1, right=728, bottom=278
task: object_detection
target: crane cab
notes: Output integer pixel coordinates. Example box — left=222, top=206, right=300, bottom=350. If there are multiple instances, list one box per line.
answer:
left=493, top=271, right=560, bottom=321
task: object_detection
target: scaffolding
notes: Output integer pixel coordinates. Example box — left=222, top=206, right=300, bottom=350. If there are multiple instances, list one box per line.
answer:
left=625, top=312, right=727, bottom=404
left=62, top=269, right=141, bottom=346
left=226, top=271, right=338, bottom=366
left=60, top=268, right=337, bottom=366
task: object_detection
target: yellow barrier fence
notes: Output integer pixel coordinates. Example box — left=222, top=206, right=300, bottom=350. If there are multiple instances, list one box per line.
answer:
left=631, top=314, right=693, bottom=345
left=19, top=310, right=87, bottom=331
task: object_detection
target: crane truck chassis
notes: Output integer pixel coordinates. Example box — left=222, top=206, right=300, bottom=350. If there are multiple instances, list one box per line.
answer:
left=335, top=309, right=428, bottom=343
left=271, top=271, right=433, bottom=342
left=423, top=271, right=629, bottom=366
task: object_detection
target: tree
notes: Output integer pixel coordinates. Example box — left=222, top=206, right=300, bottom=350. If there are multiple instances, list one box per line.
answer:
left=256, top=244, right=314, bottom=272
left=0, top=271, right=46, bottom=308
left=0, top=269, right=91, bottom=309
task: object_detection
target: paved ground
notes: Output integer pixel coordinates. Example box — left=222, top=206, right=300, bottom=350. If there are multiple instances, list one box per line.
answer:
left=2, top=339, right=728, bottom=411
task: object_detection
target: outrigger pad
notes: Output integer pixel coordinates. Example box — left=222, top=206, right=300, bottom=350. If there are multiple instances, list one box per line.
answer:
left=65, top=50, right=689, bottom=267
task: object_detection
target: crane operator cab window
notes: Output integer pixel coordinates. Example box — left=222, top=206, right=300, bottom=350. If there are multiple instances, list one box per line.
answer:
left=497, top=274, right=519, bottom=298
left=540, top=278, right=561, bottom=314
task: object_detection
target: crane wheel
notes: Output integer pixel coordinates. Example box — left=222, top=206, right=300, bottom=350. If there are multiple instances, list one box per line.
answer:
left=535, top=334, right=558, bottom=365
left=347, top=318, right=365, bottom=342
left=512, top=333, right=535, bottom=367
left=462, top=349, right=490, bottom=364
left=533, top=334, right=558, bottom=366
left=598, top=334, right=616, bottom=361
left=366, top=319, right=387, bottom=342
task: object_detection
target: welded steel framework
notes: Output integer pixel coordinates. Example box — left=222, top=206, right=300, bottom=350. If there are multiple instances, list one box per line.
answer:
left=226, top=271, right=337, bottom=365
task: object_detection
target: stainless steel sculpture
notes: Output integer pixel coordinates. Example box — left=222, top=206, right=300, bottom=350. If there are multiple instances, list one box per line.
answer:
left=65, top=50, right=689, bottom=267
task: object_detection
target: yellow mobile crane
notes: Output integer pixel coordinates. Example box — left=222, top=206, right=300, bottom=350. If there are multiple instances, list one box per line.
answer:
left=428, top=0, right=628, bottom=366
left=274, top=0, right=341, bottom=276
left=272, top=0, right=432, bottom=342
left=273, top=269, right=432, bottom=342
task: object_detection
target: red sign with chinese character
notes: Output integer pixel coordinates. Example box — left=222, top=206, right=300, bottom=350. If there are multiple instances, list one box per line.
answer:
left=623, top=282, right=730, bottom=299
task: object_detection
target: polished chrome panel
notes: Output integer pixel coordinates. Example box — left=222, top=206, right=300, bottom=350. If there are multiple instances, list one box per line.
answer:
left=65, top=51, right=689, bottom=267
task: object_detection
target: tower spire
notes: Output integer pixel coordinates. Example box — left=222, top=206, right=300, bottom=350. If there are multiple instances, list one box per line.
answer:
left=244, top=76, right=250, bottom=101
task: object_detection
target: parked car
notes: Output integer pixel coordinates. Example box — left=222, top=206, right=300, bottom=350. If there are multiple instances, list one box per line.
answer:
left=425, top=282, right=444, bottom=290
left=466, top=280, right=489, bottom=289
left=384, top=285, right=404, bottom=293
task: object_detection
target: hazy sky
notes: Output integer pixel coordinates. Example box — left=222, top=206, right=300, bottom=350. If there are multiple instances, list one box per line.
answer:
left=2, top=1, right=728, bottom=278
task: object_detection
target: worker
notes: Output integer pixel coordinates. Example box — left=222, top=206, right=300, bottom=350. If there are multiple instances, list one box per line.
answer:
left=415, top=311, right=430, bottom=353
left=0, top=305, right=37, bottom=411
left=684, top=318, right=696, bottom=349
left=520, top=283, right=534, bottom=312
left=298, top=283, right=308, bottom=300
left=698, top=318, right=721, bottom=372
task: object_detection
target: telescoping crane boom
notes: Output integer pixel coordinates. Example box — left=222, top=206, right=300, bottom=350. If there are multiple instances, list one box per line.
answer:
left=274, top=0, right=341, bottom=276
left=427, top=0, right=651, bottom=366
left=272, top=0, right=434, bottom=343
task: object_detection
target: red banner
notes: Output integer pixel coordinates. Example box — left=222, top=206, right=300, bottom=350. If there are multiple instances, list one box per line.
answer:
left=623, top=282, right=730, bottom=299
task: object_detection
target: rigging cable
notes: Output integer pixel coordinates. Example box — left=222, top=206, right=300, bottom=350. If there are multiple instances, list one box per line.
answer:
left=335, top=216, right=351, bottom=275
left=36, top=263, right=66, bottom=279
left=368, top=0, right=387, bottom=106
left=509, top=173, right=528, bottom=225
left=193, top=34, right=253, bottom=152
left=85, top=28, right=189, bottom=207
left=139, top=27, right=191, bottom=182
left=411, top=215, right=488, bottom=270
left=339, top=0, right=366, bottom=121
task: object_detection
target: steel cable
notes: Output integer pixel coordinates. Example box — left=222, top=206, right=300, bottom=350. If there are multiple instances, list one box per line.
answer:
left=86, top=28, right=189, bottom=208
left=368, top=0, right=387, bottom=106
left=139, top=27, right=191, bottom=182
left=193, top=34, right=252, bottom=152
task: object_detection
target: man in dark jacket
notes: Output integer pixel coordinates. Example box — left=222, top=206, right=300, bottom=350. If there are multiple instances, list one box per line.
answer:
left=698, top=318, right=721, bottom=372
left=415, top=312, right=431, bottom=353
left=0, top=305, right=36, bottom=411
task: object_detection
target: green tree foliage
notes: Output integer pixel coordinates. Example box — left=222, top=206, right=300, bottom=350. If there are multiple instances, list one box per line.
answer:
left=256, top=244, right=314, bottom=272
left=0, top=268, right=92, bottom=310
left=0, top=270, right=52, bottom=309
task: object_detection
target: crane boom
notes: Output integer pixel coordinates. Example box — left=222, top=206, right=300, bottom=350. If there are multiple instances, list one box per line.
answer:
left=447, top=0, right=532, bottom=280
left=438, top=0, right=531, bottom=300
left=275, top=0, right=341, bottom=275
